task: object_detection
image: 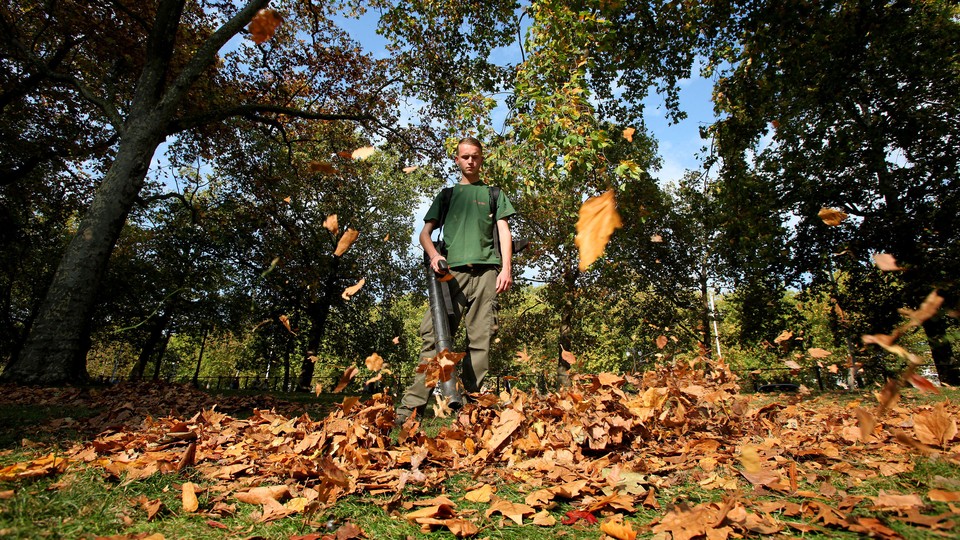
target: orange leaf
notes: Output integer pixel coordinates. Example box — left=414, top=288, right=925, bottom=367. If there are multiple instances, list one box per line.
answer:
left=334, top=228, right=359, bottom=256
left=784, top=360, right=802, bottom=370
left=236, top=485, right=290, bottom=506
left=622, top=127, right=636, bottom=142
left=182, top=482, right=199, bottom=513
left=650, top=234, right=663, bottom=243
left=560, top=347, right=576, bottom=366
left=279, top=314, right=296, bottom=335
left=575, top=190, right=622, bottom=271
left=309, top=161, right=338, bottom=175
left=808, top=347, right=832, bottom=358
left=314, top=382, right=323, bottom=396
left=485, top=498, right=535, bottom=525
left=601, top=515, right=638, bottom=540
left=248, top=9, right=283, bottom=45
left=364, top=352, right=384, bottom=372
left=333, top=366, right=359, bottom=393
left=906, top=373, right=940, bottom=393
left=341, top=278, right=365, bottom=301
left=655, top=335, right=668, bottom=349
left=403, top=166, right=419, bottom=173
left=351, top=146, right=376, bottom=160
left=774, top=330, right=793, bottom=344
left=928, top=489, right=960, bottom=502
left=818, top=207, right=848, bottom=226
left=323, top=214, right=339, bottom=235
left=873, top=253, right=902, bottom=271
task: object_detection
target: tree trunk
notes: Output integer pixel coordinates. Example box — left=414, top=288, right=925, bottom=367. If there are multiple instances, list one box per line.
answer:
left=130, top=307, right=174, bottom=381
left=191, top=326, right=209, bottom=387
left=296, top=258, right=340, bottom=390
left=2, top=126, right=165, bottom=385
left=152, top=328, right=171, bottom=381
left=923, top=314, right=960, bottom=386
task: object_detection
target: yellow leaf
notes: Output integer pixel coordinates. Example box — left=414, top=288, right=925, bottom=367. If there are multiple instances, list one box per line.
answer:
left=283, top=196, right=291, bottom=203
left=622, top=127, right=636, bottom=142
left=334, top=228, right=359, bottom=256
left=341, top=278, right=365, bottom=301
left=351, top=146, right=376, bottom=160
left=464, top=484, right=494, bottom=503
left=601, top=515, right=638, bottom=540
left=574, top=190, right=623, bottom=271
left=182, top=482, right=199, bottom=513
left=818, top=207, right=848, bottom=226
left=248, top=9, right=283, bottom=45
left=364, top=352, right=384, bottom=371
left=739, top=445, right=761, bottom=474
left=873, top=253, right=902, bottom=271
left=323, top=214, right=339, bottom=235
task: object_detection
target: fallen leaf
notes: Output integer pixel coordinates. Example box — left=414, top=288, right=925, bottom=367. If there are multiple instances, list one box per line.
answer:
left=656, top=335, right=668, bottom=349
left=914, top=403, right=958, bottom=447
left=486, top=498, right=535, bottom=525
left=818, top=207, right=848, bottom=226
left=182, top=482, right=199, bottom=513
left=236, top=485, right=290, bottom=506
left=808, top=348, right=832, bottom=358
left=575, top=190, right=622, bottom=271
left=342, top=278, right=365, bottom=301
left=464, top=484, right=494, bottom=503
left=248, top=8, right=283, bottom=44
left=601, top=515, right=638, bottom=540
left=739, top=445, right=761, bottom=474
left=323, top=214, right=339, bottom=235
left=928, top=489, right=960, bottom=502
left=334, top=228, right=359, bottom=256
left=561, top=509, right=597, bottom=525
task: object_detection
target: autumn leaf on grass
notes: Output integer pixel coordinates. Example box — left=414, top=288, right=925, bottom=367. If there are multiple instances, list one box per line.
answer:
left=334, top=228, right=359, bottom=256
left=236, top=485, right=291, bottom=506
left=279, top=314, right=296, bottom=335
left=623, top=127, right=636, bottom=142
left=341, top=278, right=365, bottom=301
left=561, top=510, right=597, bottom=525
left=928, top=489, right=960, bottom=502
left=364, top=352, right=384, bottom=371
left=444, top=518, right=479, bottom=537
left=248, top=9, right=282, bottom=44
left=182, top=482, right=199, bottom=513
left=575, top=190, right=622, bottom=271
left=486, top=408, right=525, bottom=453
left=323, top=214, right=339, bottom=235
left=784, top=359, right=802, bottom=370
left=601, top=515, right=638, bottom=540
left=486, top=498, right=535, bottom=525
left=808, top=348, right=832, bottom=358
left=655, top=335, right=668, bottom=349
left=351, top=146, right=376, bottom=160
left=873, top=253, right=904, bottom=271
left=309, top=161, right=338, bottom=175
left=464, top=484, right=495, bottom=503
left=133, top=495, right=163, bottom=521
left=914, top=403, right=958, bottom=447
left=818, top=207, right=848, bottom=226
left=333, top=366, right=359, bottom=393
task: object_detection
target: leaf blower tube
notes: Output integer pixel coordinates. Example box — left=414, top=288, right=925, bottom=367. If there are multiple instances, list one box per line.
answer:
left=425, top=254, right=463, bottom=409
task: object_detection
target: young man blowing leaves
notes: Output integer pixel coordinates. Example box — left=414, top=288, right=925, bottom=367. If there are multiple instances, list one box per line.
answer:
left=395, top=137, right=516, bottom=422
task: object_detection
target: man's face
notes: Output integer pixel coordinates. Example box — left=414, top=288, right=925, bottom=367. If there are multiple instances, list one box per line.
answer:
left=455, top=143, right=484, bottom=176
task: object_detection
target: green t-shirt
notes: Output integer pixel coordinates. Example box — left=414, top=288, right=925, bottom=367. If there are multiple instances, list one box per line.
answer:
left=424, top=182, right=515, bottom=267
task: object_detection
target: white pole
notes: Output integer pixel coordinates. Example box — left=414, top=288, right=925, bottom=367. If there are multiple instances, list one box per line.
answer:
left=709, top=288, right=722, bottom=359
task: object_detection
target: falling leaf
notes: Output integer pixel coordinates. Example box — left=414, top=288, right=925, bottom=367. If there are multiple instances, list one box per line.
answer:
left=739, top=445, right=761, bottom=474
left=248, top=9, right=283, bottom=44
left=774, top=330, right=793, bottom=344
left=575, top=190, right=623, bottom=271
left=808, top=348, right=832, bottom=358
left=323, top=214, right=339, bottom=235
left=855, top=408, right=877, bottom=443
left=351, top=146, right=376, bottom=160
left=392, top=336, right=400, bottom=345
left=906, top=373, right=940, bottom=393
left=623, top=127, right=636, bottom=142
left=309, top=161, right=338, bottom=174
left=334, top=228, right=359, bottom=256
left=283, top=196, right=291, bottom=203
left=516, top=348, right=532, bottom=365
left=182, top=482, right=199, bottom=513
left=464, top=484, right=494, bottom=503
left=655, top=335, right=668, bottom=350
left=601, top=515, right=638, bottom=540
left=403, top=166, right=419, bottom=173
left=279, top=314, right=296, bottom=335
left=364, top=352, right=384, bottom=371
left=314, top=383, right=323, bottom=396
left=784, top=360, right=802, bottom=370
left=560, top=347, right=576, bottom=366
left=650, top=234, right=663, bottom=243
left=913, top=403, right=958, bottom=447
left=341, top=278, right=365, bottom=301
left=333, top=366, right=359, bottom=393
left=818, top=207, right=848, bottom=226
left=873, top=253, right=902, bottom=271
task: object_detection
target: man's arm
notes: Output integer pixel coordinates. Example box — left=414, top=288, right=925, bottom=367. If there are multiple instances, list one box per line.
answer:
left=496, top=219, right=513, bottom=293
left=419, top=220, right=446, bottom=272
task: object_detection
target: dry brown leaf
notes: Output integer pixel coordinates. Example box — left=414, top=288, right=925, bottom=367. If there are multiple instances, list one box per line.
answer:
left=445, top=518, right=479, bottom=537
left=532, top=510, right=557, bottom=526
left=279, top=314, right=296, bottom=335
left=774, top=330, right=793, bottom=344
left=818, top=207, right=848, bottom=226
left=914, top=403, right=958, bottom=447
left=575, top=190, right=623, bottom=271
left=655, top=335, right=668, bottom=349
left=784, top=360, right=802, bottom=370
left=855, top=408, right=877, bottom=443
left=808, top=348, right=832, bottom=358
left=928, top=489, right=960, bottom=502
left=333, top=366, right=359, bottom=393
left=873, top=253, right=902, bottom=271
left=560, top=347, right=576, bottom=366
left=341, top=278, right=365, bottom=301
left=403, top=166, right=419, bottom=173
left=364, top=352, right=384, bottom=371
left=309, top=161, right=338, bottom=175
left=899, top=291, right=944, bottom=326
left=486, top=408, right=524, bottom=452
left=334, top=228, right=359, bottom=256
left=177, top=442, right=196, bottom=472
left=351, top=146, right=376, bottom=160
left=182, top=482, right=199, bottom=513
left=323, top=214, right=339, bottom=235
left=236, top=485, right=290, bottom=506
left=248, top=8, right=283, bottom=44
left=650, top=233, right=663, bottom=243
left=464, top=484, right=494, bottom=503
left=314, top=382, right=323, bottom=396
left=739, top=445, right=761, bottom=474
left=392, top=336, right=400, bottom=345
left=485, top=498, right=535, bottom=525
left=601, top=515, right=638, bottom=540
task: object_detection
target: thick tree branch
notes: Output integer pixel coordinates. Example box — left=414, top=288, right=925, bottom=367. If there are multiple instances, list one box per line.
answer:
left=165, top=105, right=374, bottom=135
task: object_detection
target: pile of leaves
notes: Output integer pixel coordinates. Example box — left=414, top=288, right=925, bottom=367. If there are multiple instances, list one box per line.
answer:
left=2, top=359, right=958, bottom=539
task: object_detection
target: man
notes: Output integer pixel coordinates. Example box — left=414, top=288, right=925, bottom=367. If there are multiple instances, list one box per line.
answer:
left=396, top=137, right=515, bottom=422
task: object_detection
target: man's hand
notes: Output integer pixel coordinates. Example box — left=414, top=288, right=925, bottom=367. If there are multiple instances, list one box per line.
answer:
left=496, top=267, right=512, bottom=293
left=430, top=254, right=448, bottom=274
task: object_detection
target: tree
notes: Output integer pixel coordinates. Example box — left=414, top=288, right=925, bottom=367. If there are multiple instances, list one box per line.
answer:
left=2, top=0, right=397, bottom=384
